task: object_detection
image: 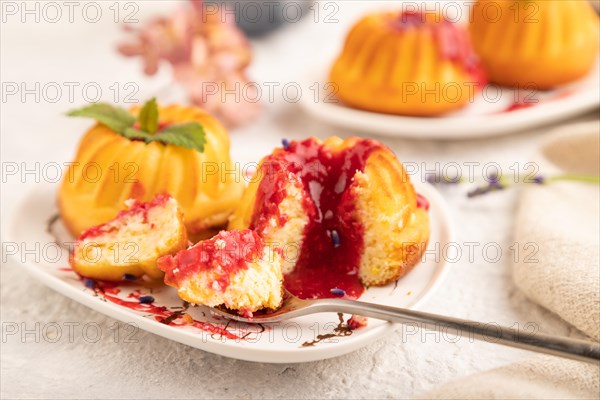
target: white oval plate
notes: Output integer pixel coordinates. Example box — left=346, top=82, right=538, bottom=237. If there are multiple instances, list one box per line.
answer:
left=300, top=60, right=599, bottom=140
left=6, top=181, right=454, bottom=363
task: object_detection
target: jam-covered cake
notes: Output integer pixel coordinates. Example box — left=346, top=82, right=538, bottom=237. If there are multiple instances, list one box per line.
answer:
left=70, top=194, right=188, bottom=281
left=228, top=137, right=430, bottom=300
left=157, top=230, right=284, bottom=315
left=329, top=11, right=486, bottom=116
left=470, top=0, right=599, bottom=89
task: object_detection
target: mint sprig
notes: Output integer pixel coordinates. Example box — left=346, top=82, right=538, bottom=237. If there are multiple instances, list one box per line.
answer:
left=123, top=123, right=206, bottom=152
left=67, top=103, right=135, bottom=133
left=138, top=97, right=158, bottom=134
left=152, top=122, right=206, bottom=152
left=67, top=98, right=206, bottom=153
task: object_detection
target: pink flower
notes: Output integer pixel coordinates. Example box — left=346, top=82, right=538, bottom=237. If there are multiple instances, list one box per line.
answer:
left=118, top=0, right=260, bottom=127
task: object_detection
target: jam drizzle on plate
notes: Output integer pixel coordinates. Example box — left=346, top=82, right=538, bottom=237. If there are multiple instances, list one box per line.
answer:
left=89, top=279, right=246, bottom=340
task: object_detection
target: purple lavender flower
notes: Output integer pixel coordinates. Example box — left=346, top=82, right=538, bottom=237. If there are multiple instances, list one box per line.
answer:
left=330, top=288, right=346, bottom=296
left=122, top=274, right=138, bottom=281
left=83, top=278, right=95, bottom=289
left=139, top=295, right=155, bottom=304
left=281, top=138, right=290, bottom=149
left=531, top=176, right=545, bottom=184
left=426, top=175, right=440, bottom=184
left=426, top=174, right=461, bottom=185
left=330, top=230, right=341, bottom=248
left=467, top=177, right=506, bottom=198
left=426, top=169, right=597, bottom=199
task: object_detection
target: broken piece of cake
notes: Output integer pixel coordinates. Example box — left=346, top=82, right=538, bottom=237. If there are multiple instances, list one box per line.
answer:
left=70, top=194, right=188, bottom=281
left=157, top=229, right=283, bottom=316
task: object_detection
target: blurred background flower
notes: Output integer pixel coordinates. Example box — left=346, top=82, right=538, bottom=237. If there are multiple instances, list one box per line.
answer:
left=118, top=0, right=261, bottom=127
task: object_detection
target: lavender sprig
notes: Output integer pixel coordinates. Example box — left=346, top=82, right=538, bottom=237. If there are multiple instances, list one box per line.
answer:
left=428, top=173, right=600, bottom=198
left=426, top=174, right=462, bottom=185
left=546, top=174, right=600, bottom=185
left=467, top=174, right=506, bottom=198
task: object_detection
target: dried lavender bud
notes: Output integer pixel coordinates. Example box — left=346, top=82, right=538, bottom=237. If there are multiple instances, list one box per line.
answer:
left=426, top=175, right=441, bottom=184
left=467, top=181, right=506, bottom=198
left=426, top=174, right=460, bottom=185
left=139, top=295, right=155, bottom=304
left=532, top=176, right=545, bottom=184
left=83, top=278, right=95, bottom=289
left=330, top=230, right=341, bottom=248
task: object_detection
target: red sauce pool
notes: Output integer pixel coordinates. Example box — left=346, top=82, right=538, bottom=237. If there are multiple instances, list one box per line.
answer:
left=251, top=138, right=383, bottom=299
left=416, top=193, right=430, bottom=211
left=504, top=101, right=536, bottom=113
left=103, top=292, right=170, bottom=316
left=94, top=281, right=242, bottom=340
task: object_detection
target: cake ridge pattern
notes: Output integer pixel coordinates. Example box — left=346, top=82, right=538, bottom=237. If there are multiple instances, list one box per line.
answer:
left=59, top=104, right=244, bottom=238
left=329, top=10, right=486, bottom=116
left=229, top=137, right=431, bottom=300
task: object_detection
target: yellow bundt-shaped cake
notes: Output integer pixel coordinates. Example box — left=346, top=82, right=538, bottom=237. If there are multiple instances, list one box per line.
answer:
left=329, top=11, right=486, bottom=116
left=70, top=194, right=188, bottom=281
left=158, top=229, right=283, bottom=316
left=229, top=137, right=430, bottom=299
left=469, top=0, right=599, bottom=89
left=60, top=103, right=243, bottom=239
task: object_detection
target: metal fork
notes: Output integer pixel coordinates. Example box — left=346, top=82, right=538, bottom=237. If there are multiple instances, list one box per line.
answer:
left=211, top=289, right=600, bottom=363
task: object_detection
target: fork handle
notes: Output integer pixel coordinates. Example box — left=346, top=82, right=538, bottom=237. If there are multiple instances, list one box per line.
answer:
left=311, top=299, right=600, bottom=363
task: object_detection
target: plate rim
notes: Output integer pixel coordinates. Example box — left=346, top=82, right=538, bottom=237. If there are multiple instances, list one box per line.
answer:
left=299, top=68, right=600, bottom=140
left=4, top=180, right=455, bottom=363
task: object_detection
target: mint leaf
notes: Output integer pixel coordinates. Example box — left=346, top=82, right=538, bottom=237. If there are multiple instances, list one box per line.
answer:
left=123, top=128, right=153, bottom=141
left=67, top=103, right=135, bottom=133
left=68, top=100, right=206, bottom=153
left=123, top=123, right=206, bottom=152
left=153, top=122, right=206, bottom=152
left=138, top=98, right=158, bottom=134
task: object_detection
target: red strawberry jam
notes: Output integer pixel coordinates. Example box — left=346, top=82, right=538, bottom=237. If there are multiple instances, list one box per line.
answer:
left=251, top=138, right=382, bottom=299
left=392, top=11, right=487, bottom=87
left=158, top=229, right=264, bottom=291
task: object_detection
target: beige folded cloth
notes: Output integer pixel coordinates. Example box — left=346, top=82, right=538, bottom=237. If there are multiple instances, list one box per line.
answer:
left=513, top=123, right=600, bottom=342
left=420, top=355, right=599, bottom=399
left=421, top=121, right=600, bottom=399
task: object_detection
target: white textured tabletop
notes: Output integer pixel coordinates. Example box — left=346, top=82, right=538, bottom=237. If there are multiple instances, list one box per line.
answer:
left=1, top=2, right=597, bottom=399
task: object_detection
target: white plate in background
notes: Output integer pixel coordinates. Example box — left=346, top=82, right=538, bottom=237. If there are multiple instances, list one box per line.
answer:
left=300, top=60, right=600, bottom=140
